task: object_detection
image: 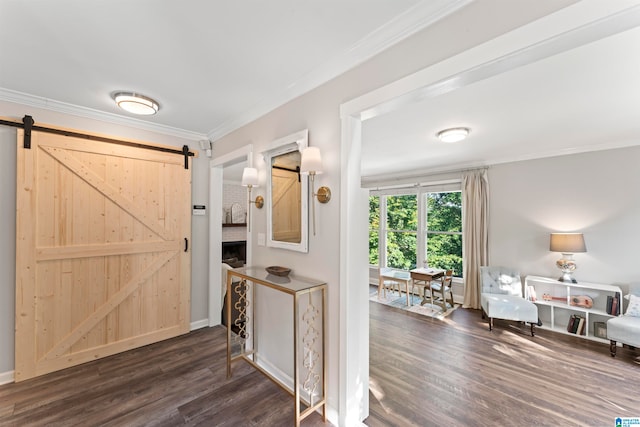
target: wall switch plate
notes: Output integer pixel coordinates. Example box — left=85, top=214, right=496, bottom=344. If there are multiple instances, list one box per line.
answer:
left=258, top=233, right=266, bottom=246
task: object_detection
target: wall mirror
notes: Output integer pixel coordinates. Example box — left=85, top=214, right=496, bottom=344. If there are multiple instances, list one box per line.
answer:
left=264, top=129, right=309, bottom=253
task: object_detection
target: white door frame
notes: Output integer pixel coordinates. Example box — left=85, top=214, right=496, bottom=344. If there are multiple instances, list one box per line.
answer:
left=208, top=145, right=253, bottom=327
left=338, top=3, right=636, bottom=423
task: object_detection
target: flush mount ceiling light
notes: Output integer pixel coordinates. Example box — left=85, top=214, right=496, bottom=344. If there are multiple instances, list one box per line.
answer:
left=437, top=127, right=470, bottom=143
left=112, top=92, right=159, bottom=115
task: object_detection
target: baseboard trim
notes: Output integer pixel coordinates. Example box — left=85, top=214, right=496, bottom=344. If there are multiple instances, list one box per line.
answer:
left=0, top=370, right=14, bottom=385
left=190, top=319, right=209, bottom=331
left=254, top=357, right=294, bottom=392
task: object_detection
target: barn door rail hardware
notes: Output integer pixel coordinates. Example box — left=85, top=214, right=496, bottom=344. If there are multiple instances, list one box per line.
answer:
left=0, top=115, right=196, bottom=169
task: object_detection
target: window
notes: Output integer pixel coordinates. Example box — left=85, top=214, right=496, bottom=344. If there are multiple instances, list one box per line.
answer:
left=425, top=192, right=462, bottom=276
left=385, top=194, right=417, bottom=270
left=369, top=195, right=380, bottom=266
left=369, top=186, right=463, bottom=277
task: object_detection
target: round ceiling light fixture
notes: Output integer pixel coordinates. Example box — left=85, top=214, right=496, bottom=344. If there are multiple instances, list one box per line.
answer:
left=112, top=92, right=159, bottom=115
left=437, top=127, right=470, bottom=143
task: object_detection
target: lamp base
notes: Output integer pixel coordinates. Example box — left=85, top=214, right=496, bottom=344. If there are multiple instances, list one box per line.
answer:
left=557, top=273, right=577, bottom=283
left=556, top=253, right=578, bottom=283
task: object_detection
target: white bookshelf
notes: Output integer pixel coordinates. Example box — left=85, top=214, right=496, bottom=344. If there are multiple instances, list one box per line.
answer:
left=524, top=275, right=622, bottom=343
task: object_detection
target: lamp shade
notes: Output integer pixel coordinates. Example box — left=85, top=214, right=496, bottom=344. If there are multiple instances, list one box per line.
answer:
left=300, top=147, right=323, bottom=175
left=241, top=167, right=259, bottom=187
left=549, top=233, right=586, bottom=253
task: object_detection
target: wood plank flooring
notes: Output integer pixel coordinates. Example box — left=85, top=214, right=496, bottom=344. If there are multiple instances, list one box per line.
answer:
left=0, top=326, right=328, bottom=426
left=366, top=293, right=640, bottom=427
left=2, top=295, right=639, bottom=426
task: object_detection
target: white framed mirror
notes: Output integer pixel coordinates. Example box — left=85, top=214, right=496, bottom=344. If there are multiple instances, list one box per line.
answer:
left=264, top=129, right=309, bottom=253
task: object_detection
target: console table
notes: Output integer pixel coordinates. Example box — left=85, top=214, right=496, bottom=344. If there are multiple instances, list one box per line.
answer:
left=225, top=267, right=327, bottom=426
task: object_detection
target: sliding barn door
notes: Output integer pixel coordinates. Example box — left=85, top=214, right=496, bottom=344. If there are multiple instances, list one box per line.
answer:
left=271, top=167, right=301, bottom=242
left=15, top=129, right=191, bottom=381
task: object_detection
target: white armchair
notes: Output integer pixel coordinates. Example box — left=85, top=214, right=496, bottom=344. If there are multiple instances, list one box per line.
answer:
left=607, top=284, right=640, bottom=358
left=480, top=266, right=539, bottom=336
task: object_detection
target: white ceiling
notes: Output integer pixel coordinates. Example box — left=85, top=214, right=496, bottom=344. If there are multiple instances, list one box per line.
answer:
left=0, top=0, right=463, bottom=139
left=361, top=2, right=640, bottom=182
left=2, top=1, right=639, bottom=183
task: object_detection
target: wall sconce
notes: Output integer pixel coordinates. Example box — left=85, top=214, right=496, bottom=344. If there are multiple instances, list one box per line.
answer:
left=241, top=167, right=263, bottom=232
left=549, top=232, right=587, bottom=283
left=300, top=147, right=331, bottom=236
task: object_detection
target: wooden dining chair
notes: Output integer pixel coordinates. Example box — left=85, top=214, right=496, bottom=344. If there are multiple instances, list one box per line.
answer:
left=430, top=269, right=454, bottom=312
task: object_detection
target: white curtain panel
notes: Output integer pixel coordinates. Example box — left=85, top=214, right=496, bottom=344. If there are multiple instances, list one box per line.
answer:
left=462, top=169, right=488, bottom=309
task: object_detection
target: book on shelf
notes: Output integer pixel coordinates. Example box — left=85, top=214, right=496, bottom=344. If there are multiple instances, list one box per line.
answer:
left=573, top=315, right=581, bottom=334
left=567, top=314, right=585, bottom=334
left=567, top=314, right=577, bottom=333
left=606, top=295, right=613, bottom=314
left=527, top=285, right=537, bottom=301
left=567, top=315, right=575, bottom=333
left=576, top=316, right=585, bottom=335
left=611, top=295, right=619, bottom=316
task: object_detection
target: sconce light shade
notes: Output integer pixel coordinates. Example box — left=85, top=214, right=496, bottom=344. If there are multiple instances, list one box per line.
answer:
left=241, top=167, right=259, bottom=187
left=300, top=147, right=323, bottom=175
left=242, top=167, right=262, bottom=232
left=549, top=233, right=586, bottom=283
left=113, top=92, right=159, bottom=115
left=299, top=146, right=330, bottom=236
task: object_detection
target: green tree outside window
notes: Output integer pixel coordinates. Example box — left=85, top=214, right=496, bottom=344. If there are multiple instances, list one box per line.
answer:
left=369, top=191, right=463, bottom=277
left=426, top=192, right=462, bottom=276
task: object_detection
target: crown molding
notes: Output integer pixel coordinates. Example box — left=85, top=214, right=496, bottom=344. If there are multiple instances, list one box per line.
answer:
left=0, top=88, right=208, bottom=141
left=206, top=0, right=471, bottom=141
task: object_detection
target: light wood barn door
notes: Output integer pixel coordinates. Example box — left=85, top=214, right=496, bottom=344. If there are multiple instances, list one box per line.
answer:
left=15, top=129, right=191, bottom=381
left=271, top=167, right=301, bottom=242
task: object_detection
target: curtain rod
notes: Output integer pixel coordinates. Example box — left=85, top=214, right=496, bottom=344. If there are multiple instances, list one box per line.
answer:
left=0, top=115, right=196, bottom=169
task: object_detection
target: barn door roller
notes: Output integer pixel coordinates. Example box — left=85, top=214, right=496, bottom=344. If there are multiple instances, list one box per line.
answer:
left=23, top=115, right=34, bottom=149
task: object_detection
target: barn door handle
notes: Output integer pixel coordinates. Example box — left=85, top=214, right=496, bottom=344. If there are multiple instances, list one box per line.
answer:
left=184, top=238, right=189, bottom=252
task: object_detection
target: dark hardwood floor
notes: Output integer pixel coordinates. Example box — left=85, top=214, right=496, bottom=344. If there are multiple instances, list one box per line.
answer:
left=366, top=292, right=640, bottom=427
left=2, top=294, right=639, bottom=426
left=0, top=326, right=328, bottom=426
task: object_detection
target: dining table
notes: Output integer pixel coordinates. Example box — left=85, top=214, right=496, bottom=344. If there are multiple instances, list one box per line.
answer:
left=410, top=267, right=446, bottom=308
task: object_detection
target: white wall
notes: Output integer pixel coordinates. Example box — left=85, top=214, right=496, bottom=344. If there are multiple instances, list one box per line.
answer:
left=0, top=0, right=575, bottom=418
left=489, top=146, right=640, bottom=288
left=0, top=100, right=210, bottom=376
left=206, top=3, right=575, bottom=423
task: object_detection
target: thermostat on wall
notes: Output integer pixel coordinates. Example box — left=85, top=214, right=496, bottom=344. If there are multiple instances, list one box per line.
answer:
left=193, top=205, right=206, bottom=216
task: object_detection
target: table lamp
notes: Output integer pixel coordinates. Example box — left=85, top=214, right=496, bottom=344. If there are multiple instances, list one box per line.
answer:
left=549, top=233, right=587, bottom=283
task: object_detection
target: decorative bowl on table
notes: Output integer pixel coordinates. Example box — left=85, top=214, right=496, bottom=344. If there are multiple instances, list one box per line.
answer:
left=266, top=266, right=291, bottom=277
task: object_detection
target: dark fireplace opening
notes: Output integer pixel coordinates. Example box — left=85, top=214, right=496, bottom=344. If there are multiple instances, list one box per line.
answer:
left=221, top=240, right=247, bottom=327
left=222, top=240, right=246, bottom=267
